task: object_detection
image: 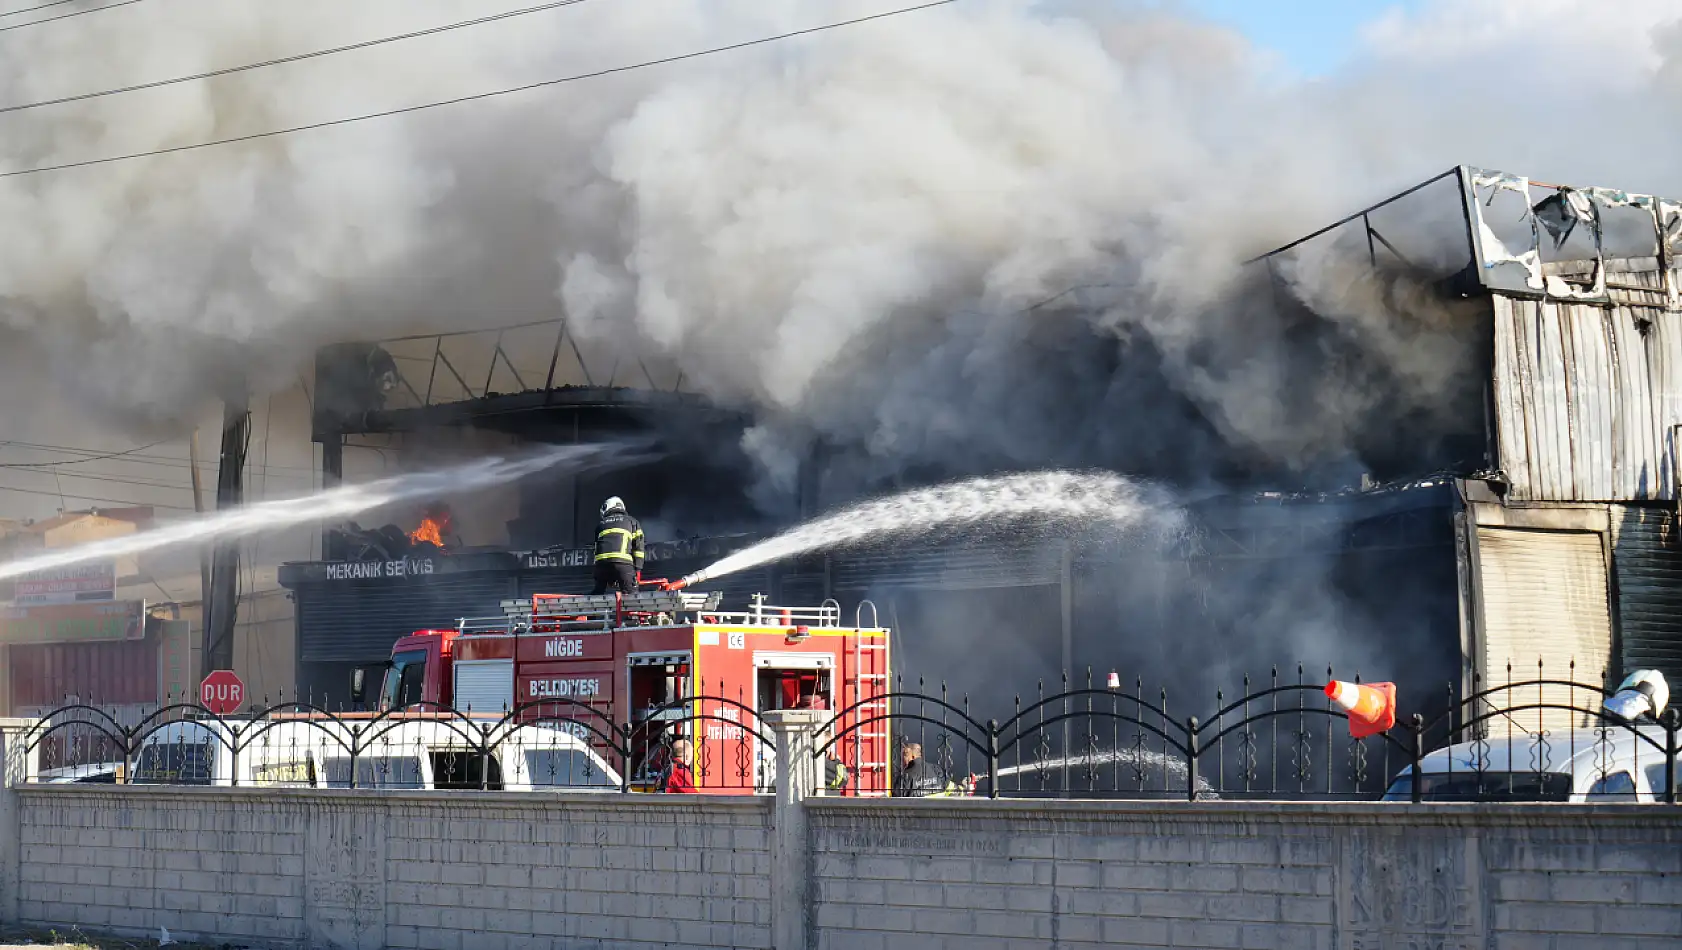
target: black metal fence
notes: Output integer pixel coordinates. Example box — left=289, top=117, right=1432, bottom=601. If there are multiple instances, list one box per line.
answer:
left=19, top=664, right=1681, bottom=803
left=19, top=690, right=774, bottom=795
left=818, top=664, right=1682, bottom=803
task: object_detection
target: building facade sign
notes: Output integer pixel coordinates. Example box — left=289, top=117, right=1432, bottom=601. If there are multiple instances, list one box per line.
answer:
left=157, top=619, right=193, bottom=702
left=12, top=561, right=116, bottom=605
left=0, top=599, right=145, bottom=645
left=283, top=534, right=757, bottom=585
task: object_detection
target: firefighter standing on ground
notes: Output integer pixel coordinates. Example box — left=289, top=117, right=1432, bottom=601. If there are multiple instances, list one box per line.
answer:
left=591, top=496, right=645, bottom=594
left=663, top=738, right=697, bottom=793
left=892, top=741, right=957, bottom=797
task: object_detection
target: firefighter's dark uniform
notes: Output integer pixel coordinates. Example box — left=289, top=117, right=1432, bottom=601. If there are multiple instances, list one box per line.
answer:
left=591, top=510, right=645, bottom=594
left=892, top=756, right=953, bottom=797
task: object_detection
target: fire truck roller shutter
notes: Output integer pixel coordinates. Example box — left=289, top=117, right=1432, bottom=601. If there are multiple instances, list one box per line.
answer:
left=453, top=659, right=516, bottom=715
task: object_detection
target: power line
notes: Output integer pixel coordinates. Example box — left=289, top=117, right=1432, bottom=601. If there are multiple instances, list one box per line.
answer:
left=0, top=438, right=318, bottom=474
left=0, top=0, right=961, bottom=179
left=0, top=0, right=596, bottom=115
left=22, top=468, right=205, bottom=491
left=0, top=0, right=93, bottom=18
left=0, top=481, right=194, bottom=510
left=0, top=466, right=203, bottom=493
left=0, top=0, right=148, bottom=34
left=0, top=437, right=171, bottom=468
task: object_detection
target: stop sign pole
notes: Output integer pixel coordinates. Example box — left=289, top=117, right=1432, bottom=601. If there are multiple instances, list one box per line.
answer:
left=199, top=670, right=246, bottom=715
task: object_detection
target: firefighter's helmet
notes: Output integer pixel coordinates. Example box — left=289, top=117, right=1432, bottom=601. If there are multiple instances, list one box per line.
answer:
left=601, top=496, right=626, bottom=517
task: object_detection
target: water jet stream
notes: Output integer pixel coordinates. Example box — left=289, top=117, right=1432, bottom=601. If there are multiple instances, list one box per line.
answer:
left=677, top=470, right=1181, bottom=588
left=994, top=747, right=1216, bottom=794
left=0, top=442, right=639, bottom=581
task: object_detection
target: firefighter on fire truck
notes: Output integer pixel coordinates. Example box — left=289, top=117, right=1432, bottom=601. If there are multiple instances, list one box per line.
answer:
left=591, top=496, right=645, bottom=594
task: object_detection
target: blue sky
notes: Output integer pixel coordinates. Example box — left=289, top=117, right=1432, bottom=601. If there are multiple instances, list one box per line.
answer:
left=1179, top=0, right=1422, bottom=76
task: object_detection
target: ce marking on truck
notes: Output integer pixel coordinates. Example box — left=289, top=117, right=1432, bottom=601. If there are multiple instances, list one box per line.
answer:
left=727, top=632, right=745, bottom=649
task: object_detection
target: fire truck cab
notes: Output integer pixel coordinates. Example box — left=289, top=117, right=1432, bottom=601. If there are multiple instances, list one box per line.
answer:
left=371, top=588, right=892, bottom=795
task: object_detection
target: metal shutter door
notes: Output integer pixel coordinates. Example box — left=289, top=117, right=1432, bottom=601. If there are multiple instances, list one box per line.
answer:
left=519, top=569, right=595, bottom=598
left=1475, top=526, right=1612, bottom=733
left=1612, top=505, right=1682, bottom=687
left=710, top=569, right=774, bottom=610
left=296, top=576, right=515, bottom=664
left=833, top=541, right=1060, bottom=593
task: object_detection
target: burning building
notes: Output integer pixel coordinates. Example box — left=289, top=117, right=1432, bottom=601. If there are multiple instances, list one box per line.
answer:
left=280, top=166, right=1682, bottom=726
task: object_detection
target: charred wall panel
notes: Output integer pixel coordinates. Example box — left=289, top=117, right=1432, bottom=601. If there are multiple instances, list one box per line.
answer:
left=1492, top=288, right=1682, bottom=501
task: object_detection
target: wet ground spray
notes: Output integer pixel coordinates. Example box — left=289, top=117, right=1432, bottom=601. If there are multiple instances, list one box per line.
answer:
left=0, top=442, right=637, bottom=581
left=679, top=470, right=1184, bottom=587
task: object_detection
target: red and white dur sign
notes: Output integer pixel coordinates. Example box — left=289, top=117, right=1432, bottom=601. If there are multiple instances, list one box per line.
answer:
left=199, top=670, right=246, bottom=715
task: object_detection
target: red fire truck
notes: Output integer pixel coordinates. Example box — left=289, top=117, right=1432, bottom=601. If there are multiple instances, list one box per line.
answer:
left=368, top=587, right=893, bottom=795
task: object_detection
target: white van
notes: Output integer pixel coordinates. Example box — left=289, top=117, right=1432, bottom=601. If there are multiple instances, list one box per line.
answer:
left=1382, top=725, right=1676, bottom=802
left=118, top=716, right=620, bottom=791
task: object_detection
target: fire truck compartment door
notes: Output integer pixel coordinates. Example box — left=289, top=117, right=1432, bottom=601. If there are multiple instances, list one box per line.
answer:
left=454, top=659, right=515, bottom=714
left=752, top=652, right=833, bottom=669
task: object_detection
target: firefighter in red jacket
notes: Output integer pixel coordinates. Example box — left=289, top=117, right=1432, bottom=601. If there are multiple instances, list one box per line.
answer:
left=663, top=738, right=697, bottom=793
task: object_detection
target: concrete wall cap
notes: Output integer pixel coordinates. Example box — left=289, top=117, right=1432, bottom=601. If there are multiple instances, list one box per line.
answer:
left=807, top=796, right=1682, bottom=828
left=17, top=783, right=775, bottom=812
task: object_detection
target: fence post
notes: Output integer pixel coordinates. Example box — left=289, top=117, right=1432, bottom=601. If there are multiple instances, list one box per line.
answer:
left=987, top=719, right=1000, bottom=800
left=763, top=709, right=823, bottom=950
left=1409, top=714, right=1425, bottom=805
left=1664, top=708, right=1679, bottom=806
left=1186, top=717, right=1199, bottom=802
left=618, top=723, right=632, bottom=794
left=0, top=718, right=32, bottom=926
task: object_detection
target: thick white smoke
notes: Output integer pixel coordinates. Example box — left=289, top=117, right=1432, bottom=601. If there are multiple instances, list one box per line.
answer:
left=0, top=0, right=1679, bottom=476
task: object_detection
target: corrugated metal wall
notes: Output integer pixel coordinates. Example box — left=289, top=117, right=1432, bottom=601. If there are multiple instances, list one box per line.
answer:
left=1611, top=505, right=1682, bottom=687
left=7, top=636, right=158, bottom=707
left=1492, top=278, right=1681, bottom=501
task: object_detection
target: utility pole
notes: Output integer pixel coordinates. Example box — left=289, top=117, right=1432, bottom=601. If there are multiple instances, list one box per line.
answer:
left=202, top=393, right=250, bottom=673
left=188, top=429, right=212, bottom=681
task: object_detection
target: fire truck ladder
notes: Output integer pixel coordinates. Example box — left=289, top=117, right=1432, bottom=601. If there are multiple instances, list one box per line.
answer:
left=845, top=598, right=891, bottom=796
left=491, top=590, right=724, bottom=631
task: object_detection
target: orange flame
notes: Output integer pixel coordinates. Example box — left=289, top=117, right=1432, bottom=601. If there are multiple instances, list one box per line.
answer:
left=410, top=513, right=449, bottom=547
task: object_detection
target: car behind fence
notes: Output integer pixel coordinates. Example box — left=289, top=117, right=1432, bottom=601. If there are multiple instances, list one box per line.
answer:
left=16, top=662, right=1679, bottom=802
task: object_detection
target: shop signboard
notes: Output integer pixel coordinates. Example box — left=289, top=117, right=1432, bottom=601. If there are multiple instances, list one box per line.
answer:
left=0, top=599, right=145, bottom=645
left=157, top=619, right=192, bottom=703
left=12, top=561, right=116, bottom=605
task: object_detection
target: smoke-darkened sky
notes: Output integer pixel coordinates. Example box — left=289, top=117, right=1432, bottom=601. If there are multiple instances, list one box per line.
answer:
left=1, top=0, right=1680, bottom=513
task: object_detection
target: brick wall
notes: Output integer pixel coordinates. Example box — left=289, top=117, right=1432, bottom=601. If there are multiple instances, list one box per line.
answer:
left=7, top=784, right=1682, bottom=950
left=807, top=800, right=1682, bottom=950
left=12, top=786, right=772, bottom=950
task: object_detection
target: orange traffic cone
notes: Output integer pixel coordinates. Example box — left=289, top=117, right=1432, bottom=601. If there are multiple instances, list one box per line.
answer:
left=1324, top=680, right=1396, bottom=739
